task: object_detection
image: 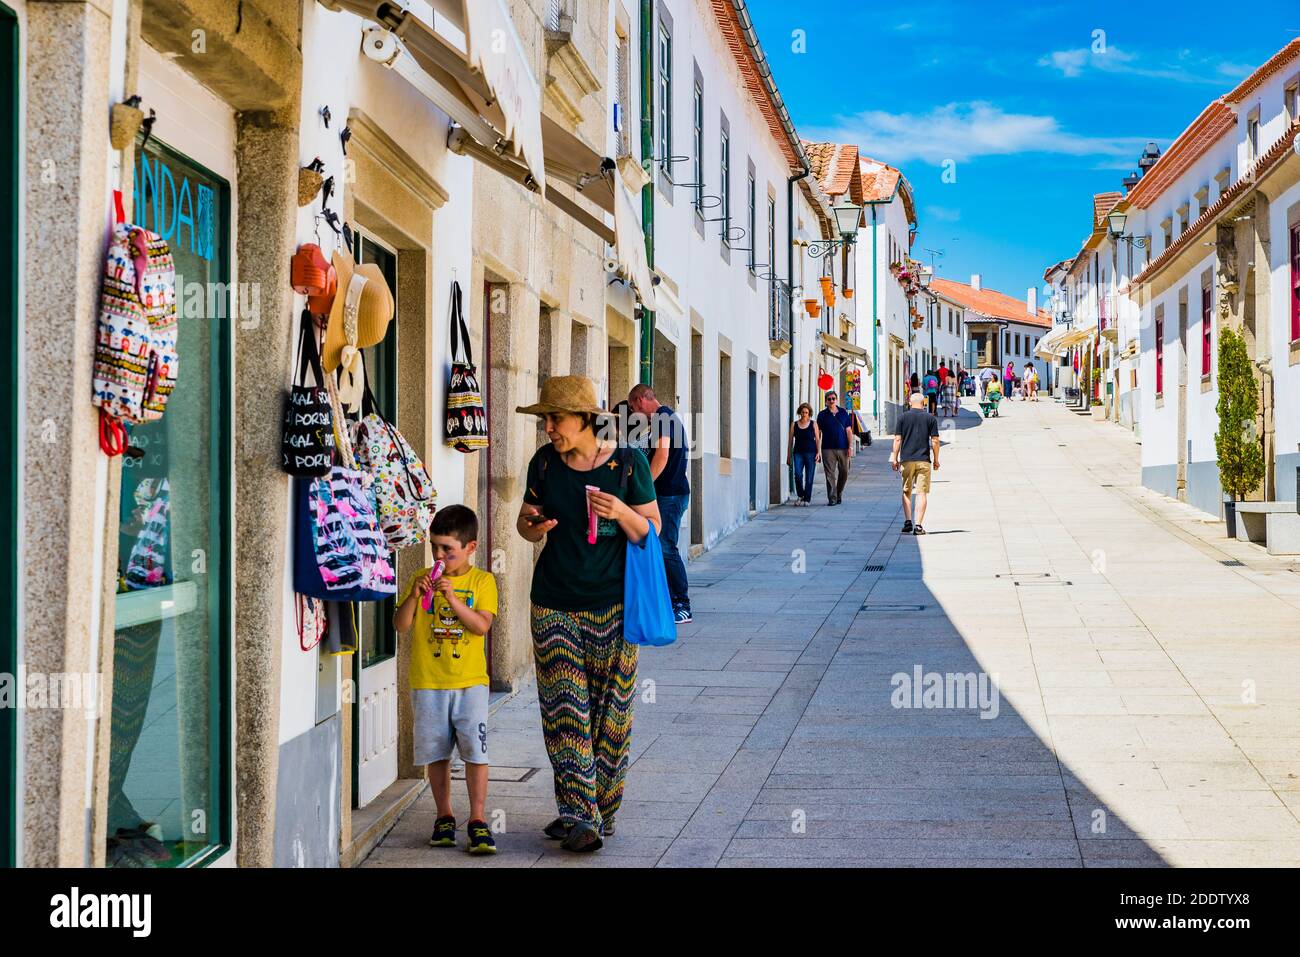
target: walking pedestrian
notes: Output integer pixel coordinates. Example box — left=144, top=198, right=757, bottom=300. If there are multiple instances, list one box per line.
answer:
left=1003, top=360, right=1015, bottom=400
left=922, top=369, right=941, bottom=417
left=787, top=402, right=819, bottom=506
left=515, top=375, right=662, bottom=853
left=816, top=390, right=854, bottom=506
left=891, top=392, right=940, bottom=536
left=628, top=384, right=692, bottom=624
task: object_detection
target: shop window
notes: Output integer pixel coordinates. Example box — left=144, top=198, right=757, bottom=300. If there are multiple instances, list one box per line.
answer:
left=109, top=136, right=231, bottom=867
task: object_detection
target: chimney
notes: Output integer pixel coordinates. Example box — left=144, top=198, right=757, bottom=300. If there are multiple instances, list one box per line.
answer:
left=1027, top=287, right=1038, bottom=315
left=970, top=274, right=981, bottom=291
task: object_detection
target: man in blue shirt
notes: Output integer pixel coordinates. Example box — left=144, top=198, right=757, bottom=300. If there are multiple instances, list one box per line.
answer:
left=628, top=384, right=693, bottom=623
left=816, top=390, right=854, bottom=506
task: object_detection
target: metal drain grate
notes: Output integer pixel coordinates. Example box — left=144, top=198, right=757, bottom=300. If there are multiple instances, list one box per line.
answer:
left=861, top=602, right=926, bottom=612
left=865, top=564, right=886, bottom=572
left=1220, top=560, right=1245, bottom=567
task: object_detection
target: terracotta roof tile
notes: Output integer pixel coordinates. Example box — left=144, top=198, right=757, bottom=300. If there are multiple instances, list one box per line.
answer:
left=1224, top=37, right=1300, bottom=104
left=1125, top=102, right=1236, bottom=209
left=1133, top=119, right=1300, bottom=287
left=1093, top=192, right=1124, bottom=228
left=709, top=1, right=803, bottom=170
left=802, top=141, right=862, bottom=202
left=931, top=278, right=1053, bottom=328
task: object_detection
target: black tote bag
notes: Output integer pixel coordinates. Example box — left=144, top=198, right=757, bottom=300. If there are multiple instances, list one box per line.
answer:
left=281, top=308, right=335, bottom=475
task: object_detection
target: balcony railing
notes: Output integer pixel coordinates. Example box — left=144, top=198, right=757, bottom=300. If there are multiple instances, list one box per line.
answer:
left=769, top=280, right=791, bottom=346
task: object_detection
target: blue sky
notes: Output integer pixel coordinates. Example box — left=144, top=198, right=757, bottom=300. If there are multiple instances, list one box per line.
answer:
left=746, top=0, right=1300, bottom=302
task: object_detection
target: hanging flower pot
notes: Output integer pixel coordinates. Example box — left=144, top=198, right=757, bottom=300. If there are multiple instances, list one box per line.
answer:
left=819, top=276, right=834, bottom=299
left=843, top=287, right=854, bottom=299
left=825, top=289, right=836, bottom=308
left=803, top=298, right=819, bottom=315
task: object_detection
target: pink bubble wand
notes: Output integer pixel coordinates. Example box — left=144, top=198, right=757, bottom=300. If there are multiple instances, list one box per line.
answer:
left=420, top=559, right=445, bottom=613
left=585, top=485, right=599, bottom=545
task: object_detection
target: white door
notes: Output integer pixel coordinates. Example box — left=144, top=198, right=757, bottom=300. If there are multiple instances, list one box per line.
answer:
left=354, top=233, right=400, bottom=808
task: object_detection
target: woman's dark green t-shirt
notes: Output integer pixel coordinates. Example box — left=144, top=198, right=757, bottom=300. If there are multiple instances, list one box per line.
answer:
left=524, top=444, right=656, bottom=611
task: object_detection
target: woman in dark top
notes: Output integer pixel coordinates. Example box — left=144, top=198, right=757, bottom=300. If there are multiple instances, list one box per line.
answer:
left=516, top=376, right=661, bottom=853
left=786, top=402, right=820, bottom=505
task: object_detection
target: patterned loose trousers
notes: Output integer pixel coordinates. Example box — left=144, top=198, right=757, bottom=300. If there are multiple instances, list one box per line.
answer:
left=531, top=603, right=638, bottom=828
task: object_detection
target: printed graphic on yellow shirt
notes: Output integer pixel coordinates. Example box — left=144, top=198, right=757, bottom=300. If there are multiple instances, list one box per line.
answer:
left=430, top=588, right=474, bottom=659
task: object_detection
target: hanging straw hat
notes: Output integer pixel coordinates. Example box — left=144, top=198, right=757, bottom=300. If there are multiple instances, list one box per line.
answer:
left=322, top=249, right=394, bottom=373
left=515, top=375, right=612, bottom=418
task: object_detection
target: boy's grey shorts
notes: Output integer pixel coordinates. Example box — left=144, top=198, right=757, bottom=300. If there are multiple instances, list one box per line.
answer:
left=412, top=685, right=490, bottom=766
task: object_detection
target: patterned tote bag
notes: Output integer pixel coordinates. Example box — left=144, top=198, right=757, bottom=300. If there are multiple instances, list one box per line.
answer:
left=444, top=281, right=489, bottom=452
left=352, top=361, right=436, bottom=550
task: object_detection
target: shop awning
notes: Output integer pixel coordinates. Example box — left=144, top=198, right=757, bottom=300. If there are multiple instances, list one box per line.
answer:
left=1034, top=326, right=1071, bottom=359
left=335, top=0, right=545, bottom=190
left=821, top=332, right=872, bottom=374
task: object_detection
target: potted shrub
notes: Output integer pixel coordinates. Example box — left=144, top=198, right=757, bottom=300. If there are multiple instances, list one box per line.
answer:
left=1214, top=327, right=1265, bottom=537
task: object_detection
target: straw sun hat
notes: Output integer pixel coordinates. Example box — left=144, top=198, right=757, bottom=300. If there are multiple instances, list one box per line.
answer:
left=322, top=249, right=394, bottom=373
left=515, top=375, right=612, bottom=418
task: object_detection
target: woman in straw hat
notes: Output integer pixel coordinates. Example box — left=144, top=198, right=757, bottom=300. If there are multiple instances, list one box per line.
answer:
left=516, top=375, right=661, bottom=853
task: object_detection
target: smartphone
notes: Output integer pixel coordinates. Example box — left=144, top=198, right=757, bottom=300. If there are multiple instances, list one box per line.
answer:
left=523, top=512, right=549, bottom=525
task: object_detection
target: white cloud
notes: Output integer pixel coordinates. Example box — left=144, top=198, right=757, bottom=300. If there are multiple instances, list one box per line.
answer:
left=924, top=206, right=962, bottom=223
left=1038, top=45, right=1241, bottom=85
left=805, top=101, right=1148, bottom=165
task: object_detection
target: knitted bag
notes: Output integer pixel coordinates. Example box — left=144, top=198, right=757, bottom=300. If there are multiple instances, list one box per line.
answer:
left=444, top=281, right=489, bottom=452
left=93, top=224, right=178, bottom=423
left=352, top=365, right=436, bottom=550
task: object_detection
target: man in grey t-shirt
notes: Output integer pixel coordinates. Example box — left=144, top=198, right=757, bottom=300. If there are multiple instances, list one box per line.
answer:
left=890, top=393, right=940, bottom=535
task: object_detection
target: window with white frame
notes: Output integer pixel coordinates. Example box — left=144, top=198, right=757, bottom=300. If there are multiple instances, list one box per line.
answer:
left=692, top=76, right=703, bottom=211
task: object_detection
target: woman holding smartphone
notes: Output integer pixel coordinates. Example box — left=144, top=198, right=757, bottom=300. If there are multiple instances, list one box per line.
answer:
left=515, top=375, right=660, bottom=853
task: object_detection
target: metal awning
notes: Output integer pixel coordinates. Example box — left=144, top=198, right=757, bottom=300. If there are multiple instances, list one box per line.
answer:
left=335, top=0, right=545, bottom=189
left=820, top=332, right=872, bottom=374
left=335, top=1, right=657, bottom=310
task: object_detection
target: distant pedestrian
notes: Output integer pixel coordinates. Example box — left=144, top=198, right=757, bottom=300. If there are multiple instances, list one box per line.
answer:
left=628, top=384, right=692, bottom=624
left=909, top=371, right=920, bottom=395
left=787, top=402, right=820, bottom=506
left=1024, top=362, right=1039, bottom=401
left=891, top=392, right=940, bottom=536
left=816, top=390, right=854, bottom=506
left=515, top=375, right=662, bottom=853
left=922, top=369, right=941, bottom=416
left=980, top=367, right=996, bottom=398
left=1004, top=361, right=1015, bottom=398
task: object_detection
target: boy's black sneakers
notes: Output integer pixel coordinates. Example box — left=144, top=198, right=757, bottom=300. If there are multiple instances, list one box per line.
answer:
left=901, top=520, right=913, bottom=534
left=466, top=820, right=497, bottom=855
left=428, top=816, right=456, bottom=848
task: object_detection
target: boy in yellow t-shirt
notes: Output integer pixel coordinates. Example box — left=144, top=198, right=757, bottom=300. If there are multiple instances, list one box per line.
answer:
left=393, top=505, right=499, bottom=855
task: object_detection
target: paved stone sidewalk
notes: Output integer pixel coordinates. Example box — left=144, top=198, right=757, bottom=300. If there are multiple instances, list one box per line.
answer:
left=364, top=397, right=1300, bottom=868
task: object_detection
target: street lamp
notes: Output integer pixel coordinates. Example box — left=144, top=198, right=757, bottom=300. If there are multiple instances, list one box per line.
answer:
left=919, top=267, right=935, bottom=369
left=1106, top=208, right=1148, bottom=248
left=809, top=200, right=863, bottom=258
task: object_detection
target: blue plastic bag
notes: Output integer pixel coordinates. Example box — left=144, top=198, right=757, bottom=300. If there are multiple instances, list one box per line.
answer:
left=623, top=522, right=677, bottom=647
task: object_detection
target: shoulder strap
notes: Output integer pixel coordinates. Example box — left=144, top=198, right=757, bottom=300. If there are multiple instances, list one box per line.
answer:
left=294, top=309, right=326, bottom=388
left=448, top=281, right=472, bottom=366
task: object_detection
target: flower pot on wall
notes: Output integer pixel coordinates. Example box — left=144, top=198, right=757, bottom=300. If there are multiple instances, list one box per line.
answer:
left=825, top=290, right=836, bottom=308
left=819, top=276, right=833, bottom=299
left=843, top=287, right=854, bottom=299
left=807, top=302, right=821, bottom=319
left=804, top=298, right=818, bottom=315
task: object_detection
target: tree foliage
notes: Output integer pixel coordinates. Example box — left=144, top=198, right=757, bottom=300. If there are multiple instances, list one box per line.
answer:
left=1214, top=327, right=1265, bottom=500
